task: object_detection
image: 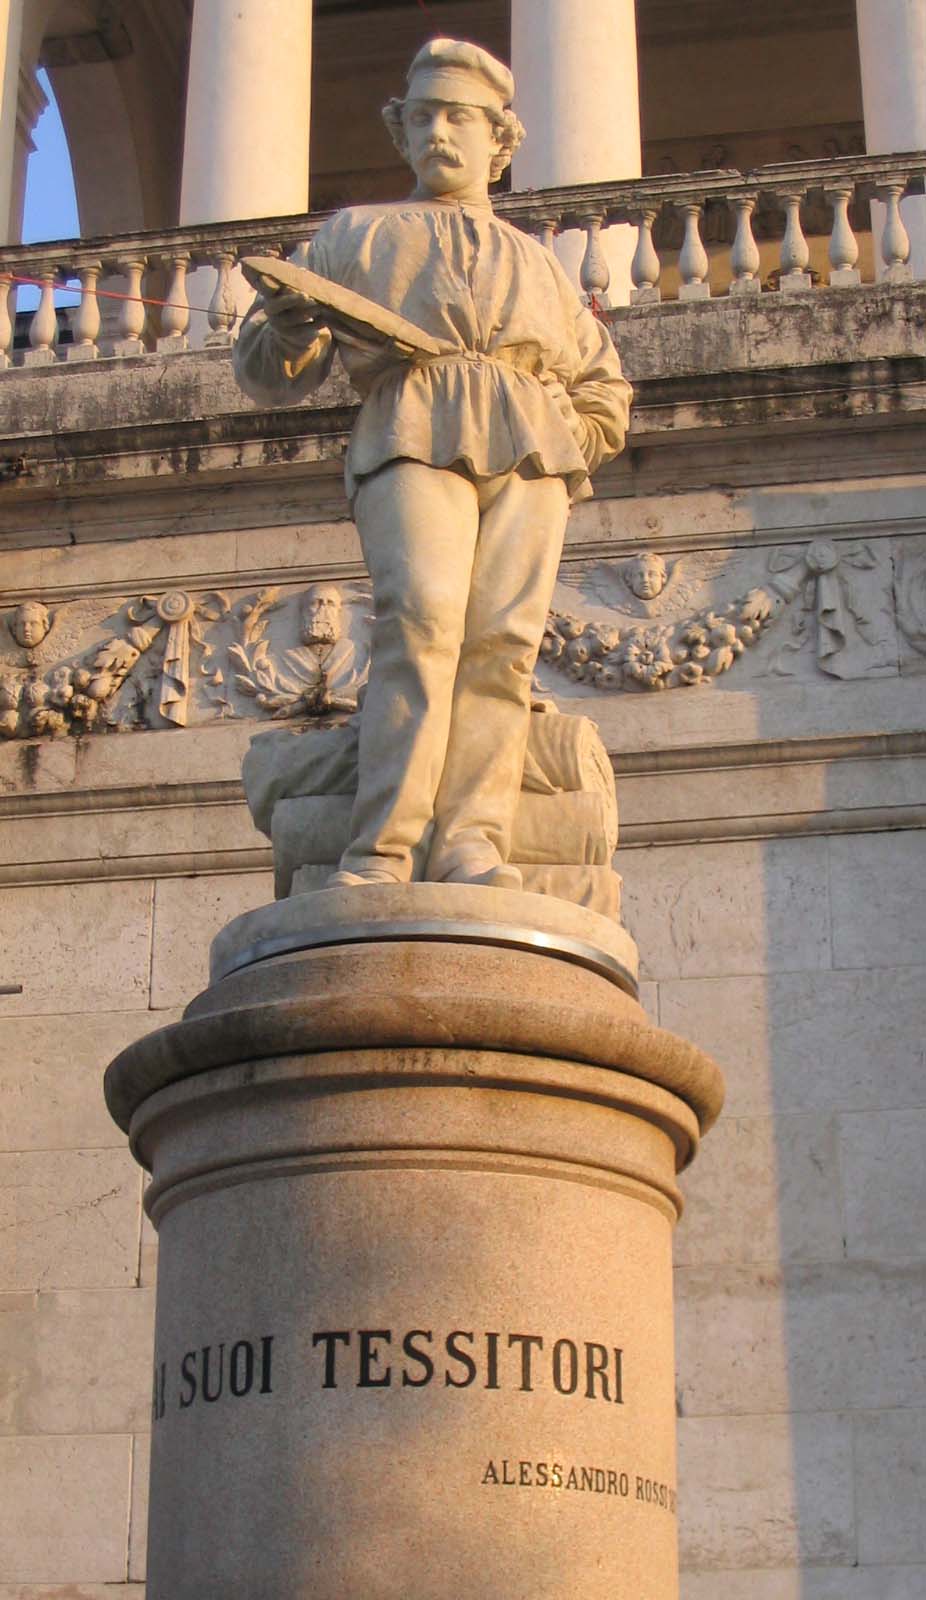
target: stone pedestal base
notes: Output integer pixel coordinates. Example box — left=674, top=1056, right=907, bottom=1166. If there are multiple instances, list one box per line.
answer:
left=105, top=887, right=723, bottom=1600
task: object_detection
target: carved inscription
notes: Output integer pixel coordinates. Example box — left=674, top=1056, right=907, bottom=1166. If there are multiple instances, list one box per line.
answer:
left=153, top=1324, right=673, bottom=1518
left=154, top=1326, right=624, bottom=1418
left=311, top=1328, right=624, bottom=1400
left=480, top=1459, right=677, bottom=1513
left=152, top=1336, right=274, bottom=1421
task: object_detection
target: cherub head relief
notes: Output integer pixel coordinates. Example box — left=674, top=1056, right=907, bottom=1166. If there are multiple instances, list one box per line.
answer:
left=623, top=553, right=668, bottom=602
left=9, top=600, right=51, bottom=652
left=300, top=583, right=343, bottom=648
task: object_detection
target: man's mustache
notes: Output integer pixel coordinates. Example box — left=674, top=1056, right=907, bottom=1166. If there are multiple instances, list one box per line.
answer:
left=423, top=144, right=463, bottom=166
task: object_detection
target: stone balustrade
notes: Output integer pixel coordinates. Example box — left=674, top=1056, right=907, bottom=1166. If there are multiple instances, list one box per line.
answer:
left=0, top=152, right=923, bottom=366
left=500, top=152, right=926, bottom=304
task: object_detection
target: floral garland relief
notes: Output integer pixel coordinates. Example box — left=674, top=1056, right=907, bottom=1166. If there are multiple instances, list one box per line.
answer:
left=542, top=593, right=776, bottom=691
left=539, top=541, right=890, bottom=692
left=0, top=540, right=894, bottom=738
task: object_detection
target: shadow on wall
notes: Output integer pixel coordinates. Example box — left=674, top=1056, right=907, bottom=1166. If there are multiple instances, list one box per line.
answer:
left=636, top=682, right=926, bottom=1596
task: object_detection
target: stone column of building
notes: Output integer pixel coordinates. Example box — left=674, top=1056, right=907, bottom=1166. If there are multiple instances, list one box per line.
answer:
left=511, top=0, right=642, bottom=304
left=0, top=0, right=24, bottom=241
left=856, top=0, right=926, bottom=277
left=179, top=0, right=313, bottom=336
left=7, top=66, right=46, bottom=244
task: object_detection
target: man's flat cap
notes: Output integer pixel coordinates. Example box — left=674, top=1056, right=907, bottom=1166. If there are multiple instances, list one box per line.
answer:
left=405, top=37, right=514, bottom=112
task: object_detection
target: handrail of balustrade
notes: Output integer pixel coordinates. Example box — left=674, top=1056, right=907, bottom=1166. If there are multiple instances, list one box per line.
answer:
left=1, top=151, right=924, bottom=367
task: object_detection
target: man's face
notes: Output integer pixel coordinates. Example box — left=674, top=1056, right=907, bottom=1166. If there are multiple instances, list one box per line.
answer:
left=12, top=603, right=50, bottom=649
left=404, top=99, right=500, bottom=197
left=301, top=587, right=341, bottom=646
left=626, top=555, right=667, bottom=600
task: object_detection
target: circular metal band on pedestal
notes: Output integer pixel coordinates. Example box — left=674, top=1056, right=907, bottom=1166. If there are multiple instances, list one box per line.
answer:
left=215, top=918, right=639, bottom=997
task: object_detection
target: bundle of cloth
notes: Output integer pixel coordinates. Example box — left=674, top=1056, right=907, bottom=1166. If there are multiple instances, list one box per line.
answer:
left=242, top=708, right=622, bottom=922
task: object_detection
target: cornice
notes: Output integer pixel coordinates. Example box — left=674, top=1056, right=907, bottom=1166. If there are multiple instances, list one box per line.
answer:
left=3, top=730, right=922, bottom=820
left=1, top=731, right=923, bottom=887
left=1, top=332, right=924, bottom=553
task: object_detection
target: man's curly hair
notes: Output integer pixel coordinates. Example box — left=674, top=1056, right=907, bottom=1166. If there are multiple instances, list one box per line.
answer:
left=382, top=99, right=525, bottom=184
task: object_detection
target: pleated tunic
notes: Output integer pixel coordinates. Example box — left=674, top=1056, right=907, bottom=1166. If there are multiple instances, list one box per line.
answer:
left=234, top=197, right=632, bottom=503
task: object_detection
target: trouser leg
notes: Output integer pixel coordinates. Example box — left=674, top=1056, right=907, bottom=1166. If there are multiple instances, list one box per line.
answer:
left=426, top=471, right=570, bottom=881
left=339, top=461, right=480, bottom=881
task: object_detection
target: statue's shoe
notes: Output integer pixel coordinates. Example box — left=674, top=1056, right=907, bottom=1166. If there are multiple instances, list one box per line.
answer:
left=326, top=867, right=403, bottom=887
left=442, top=862, right=523, bottom=891
left=326, top=864, right=524, bottom=891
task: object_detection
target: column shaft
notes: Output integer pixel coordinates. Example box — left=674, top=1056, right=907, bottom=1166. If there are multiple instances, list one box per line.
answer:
left=180, top=0, right=312, bottom=225
left=106, top=886, right=723, bottom=1600
left=856, top=0, right=926, bottom=276
left=0, top=0, right=24, bottom=241
left=511, top=0, right=642, bottom=302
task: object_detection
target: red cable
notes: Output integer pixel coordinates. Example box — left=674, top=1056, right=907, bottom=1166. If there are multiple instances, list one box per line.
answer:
left=4, top=273, right=239, bottom=322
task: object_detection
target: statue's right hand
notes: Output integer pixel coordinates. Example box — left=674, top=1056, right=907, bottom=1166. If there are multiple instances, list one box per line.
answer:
left=263, top=287, right=325, bottom=354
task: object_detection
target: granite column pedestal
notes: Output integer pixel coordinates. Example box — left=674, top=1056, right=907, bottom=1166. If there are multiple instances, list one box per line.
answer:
left=105, top=886, right=723, bottom=1600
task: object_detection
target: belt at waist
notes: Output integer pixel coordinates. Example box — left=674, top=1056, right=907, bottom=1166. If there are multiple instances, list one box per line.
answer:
left=411, top=348, right=543, bottom=376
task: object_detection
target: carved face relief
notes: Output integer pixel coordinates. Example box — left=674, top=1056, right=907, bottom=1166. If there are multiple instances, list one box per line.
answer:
left=624, top=554, right=668, bottom=601
left=10, top=600, right=51, bottom=650
left=404, top=99, right=501, bottom=199
left=300, top=584, right=342, bottom=647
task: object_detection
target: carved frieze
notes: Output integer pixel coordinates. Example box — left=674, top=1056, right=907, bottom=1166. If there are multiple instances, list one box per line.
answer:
left=0, top=582, right=371, bottom=738
left=226, top=583, right=369, bottom=718
left=0, top=590, right=230, bottom=738
left=0, top=535, right=906, bottom=738
left=763, top=539, right=896, bottom=680
left=540, top=550, right=778, bottom=692
left=895, top=545, right=926, bottom=670
left=538, top=539, right=898, bottom=695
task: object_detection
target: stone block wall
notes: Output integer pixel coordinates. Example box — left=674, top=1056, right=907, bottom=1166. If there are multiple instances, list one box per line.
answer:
left=0, top=861, right=274, bottom=1593
left=1, top=307, right=924, bottom=1592
left=644, top=835, right=926, bottom=1596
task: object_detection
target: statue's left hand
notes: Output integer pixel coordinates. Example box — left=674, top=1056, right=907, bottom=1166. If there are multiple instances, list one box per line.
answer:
left=263, top=287, right=326, bottom=355
left=540, top=375, right=589, bottom=452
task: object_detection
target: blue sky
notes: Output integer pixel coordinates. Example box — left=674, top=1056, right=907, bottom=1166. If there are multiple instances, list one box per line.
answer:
left=19, top=68, right=79, bottom=308
left=23, top=69, right=78, bottom=242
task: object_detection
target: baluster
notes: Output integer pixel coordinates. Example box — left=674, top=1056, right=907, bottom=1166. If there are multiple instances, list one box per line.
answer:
left=0, top=274, right=12, bottom=368
left=535, top=216, right=557, bottom=253
left=67, top=259, right=102, bottom=360
left=678, top=201, right=710, bottom=300
left=23, top=265, right=58, bottom=365
left=157, top=251, right=191, bottom=351
left=114, top=257, right=147, bottom=355
left=729, top=193, right=760, bottom=295
left=825, top=181, right=860, bottom=286
left=577, top=212, right=611, bottom=308
left=206, top=250, right=238, bottom=346
left=630, top=204, right=661, bottom=304
left=777, top=188, right=812, bottom=292
left=877, top=179, right=912, bottom=283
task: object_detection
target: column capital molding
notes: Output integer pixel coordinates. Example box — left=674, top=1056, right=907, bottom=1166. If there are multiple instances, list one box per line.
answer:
left=15, top=63, right=46, bottom=151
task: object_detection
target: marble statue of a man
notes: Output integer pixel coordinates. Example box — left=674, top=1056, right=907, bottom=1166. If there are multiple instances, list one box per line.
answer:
left=234, top=37, right=632, bottom=888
